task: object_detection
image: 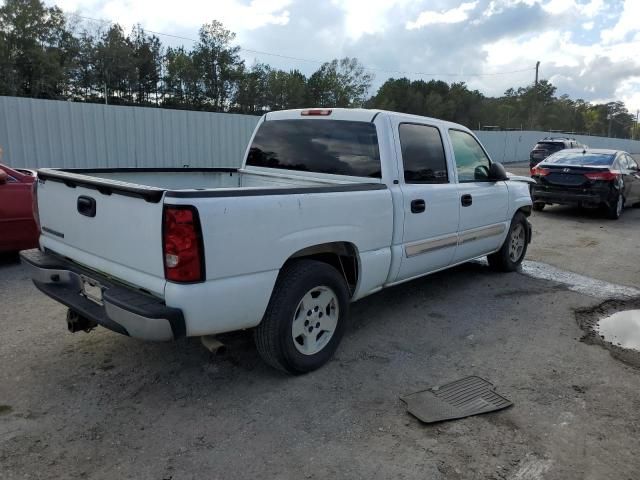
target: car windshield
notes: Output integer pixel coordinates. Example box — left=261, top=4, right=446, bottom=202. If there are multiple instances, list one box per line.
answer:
left=246, top=119, right=381, bottom=178
left=543, top=151, right=615, bottom=166
left=535, top=142, right=564, bottom=152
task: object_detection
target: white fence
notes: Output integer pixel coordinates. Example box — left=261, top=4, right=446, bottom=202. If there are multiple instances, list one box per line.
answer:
left=0, top=96, right=259, bottom=169
left=476, top=130, right=640, bottom=164
left=2, top=96, right=639, bottom=169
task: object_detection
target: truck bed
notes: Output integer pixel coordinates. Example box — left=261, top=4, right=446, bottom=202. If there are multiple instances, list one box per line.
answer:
left=37, top=166, right=362, bottom=200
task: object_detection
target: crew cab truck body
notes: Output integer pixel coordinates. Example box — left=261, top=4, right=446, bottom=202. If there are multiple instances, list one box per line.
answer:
left=21, top=108, right=533, bottom=373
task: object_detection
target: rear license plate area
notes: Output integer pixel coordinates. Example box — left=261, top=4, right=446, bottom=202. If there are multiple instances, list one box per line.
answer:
left=80, top=275, right=104, bottom=305
left=547, top=173, right=585, bottom=186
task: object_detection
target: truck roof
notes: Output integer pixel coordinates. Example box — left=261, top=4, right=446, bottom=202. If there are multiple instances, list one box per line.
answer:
left=264, top=108, right=472, bottom=132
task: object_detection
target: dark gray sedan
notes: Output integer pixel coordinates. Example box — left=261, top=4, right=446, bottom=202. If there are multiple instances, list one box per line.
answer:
left=530, top=149, right=640, bottom=219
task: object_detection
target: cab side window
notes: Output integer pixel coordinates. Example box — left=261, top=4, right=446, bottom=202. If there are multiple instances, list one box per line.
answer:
left=449, top=129, right=491, bottom=182
left=399, top=123, right=449, bottom=183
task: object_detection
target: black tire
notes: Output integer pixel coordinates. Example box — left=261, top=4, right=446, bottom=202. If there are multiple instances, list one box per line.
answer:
left=487, top=212, right=529, bottom=272
left=254, top=259, right=350, bottom=374
left=604, top=193, right=624, bottom=220
left=532, top=202, right=545, bottom=212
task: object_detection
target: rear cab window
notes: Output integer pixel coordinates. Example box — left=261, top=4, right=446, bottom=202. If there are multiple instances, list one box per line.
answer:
left=398, top=123, right=449, bottom=183
left=246, top=119, right=381, bottom=178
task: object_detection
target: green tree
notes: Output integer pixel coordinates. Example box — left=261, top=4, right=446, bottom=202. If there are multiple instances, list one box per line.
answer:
left=0, top=0, right=77, bottom=98
left=233, top=62, right=269, bottom=114
left=307, top=57, right=372, bottom=107
left=163, top=46, right=201, bottom=108
left=192, top=20, right=243, bottom=111
left=94, top=24, right=136, bottom=104
left=131, top=25, right=162, bottom=105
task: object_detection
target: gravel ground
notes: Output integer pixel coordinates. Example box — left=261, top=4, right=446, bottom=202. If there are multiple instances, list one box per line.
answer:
left=1, top=188, right=639, bottom=480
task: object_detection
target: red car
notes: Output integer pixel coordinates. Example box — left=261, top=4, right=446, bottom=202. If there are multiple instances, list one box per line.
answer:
left=0, top=164, right=39, bottom=252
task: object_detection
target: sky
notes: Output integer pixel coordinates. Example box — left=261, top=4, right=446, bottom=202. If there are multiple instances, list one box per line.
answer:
left=49, top=0, right=640, bottom=113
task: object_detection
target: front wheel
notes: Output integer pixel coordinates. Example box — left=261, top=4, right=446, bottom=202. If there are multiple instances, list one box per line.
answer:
left=254, top=259, right=350, bottom=374
left=487, top=212, right=529, bottom=272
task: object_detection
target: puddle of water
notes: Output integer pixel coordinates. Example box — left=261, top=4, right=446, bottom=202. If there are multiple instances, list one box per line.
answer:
left=596, top=310, right=640, bottom=351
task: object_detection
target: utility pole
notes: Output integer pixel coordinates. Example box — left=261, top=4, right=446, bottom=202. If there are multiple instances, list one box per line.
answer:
left=636, top=109, right=639, bottom=140
left=531, top=61, right=540, bottom=130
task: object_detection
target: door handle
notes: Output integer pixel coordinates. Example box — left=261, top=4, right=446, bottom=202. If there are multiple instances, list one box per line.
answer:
left=77, top=195, right=96, bottom=217
left=410, top=199, right=426, bottom=213
left=461, top=194, right=473, bottom=207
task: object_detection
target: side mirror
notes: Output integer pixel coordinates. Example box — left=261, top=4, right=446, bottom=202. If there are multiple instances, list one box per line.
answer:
left=0, top=170, right=8, bottom=185
left=488, top=162, right=508, bottom=181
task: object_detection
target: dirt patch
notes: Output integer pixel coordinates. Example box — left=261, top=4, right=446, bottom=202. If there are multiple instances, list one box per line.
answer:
left=575, top=298, right=640, bottom=368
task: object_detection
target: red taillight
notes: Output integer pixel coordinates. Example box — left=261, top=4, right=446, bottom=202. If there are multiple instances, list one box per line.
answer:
left=584, top=171, right=619, bottom=181
left=301, top=109, right=332, bottom=116
left=163, top=206, right=204, bottom=282
left=531, top=166, right=550, bottom=176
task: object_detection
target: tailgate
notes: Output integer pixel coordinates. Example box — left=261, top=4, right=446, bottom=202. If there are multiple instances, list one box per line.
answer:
left=36, top=172, right=167, bottom=296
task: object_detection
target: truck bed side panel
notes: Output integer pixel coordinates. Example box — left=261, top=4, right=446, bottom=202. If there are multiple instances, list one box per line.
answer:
left=166, top=187, right=394, bottom=336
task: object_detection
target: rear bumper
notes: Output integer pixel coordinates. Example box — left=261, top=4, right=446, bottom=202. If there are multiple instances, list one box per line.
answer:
left=531, top=187, right=613, bottom=207
left=20, top=249, right=184, bottom=341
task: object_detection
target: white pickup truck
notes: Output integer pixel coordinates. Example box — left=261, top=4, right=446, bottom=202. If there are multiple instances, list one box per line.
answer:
left=21, top=108, right=533, bottom=373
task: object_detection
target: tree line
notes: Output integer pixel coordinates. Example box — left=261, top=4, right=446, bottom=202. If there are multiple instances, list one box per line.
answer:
left=1, top=0, right=637, bottom=138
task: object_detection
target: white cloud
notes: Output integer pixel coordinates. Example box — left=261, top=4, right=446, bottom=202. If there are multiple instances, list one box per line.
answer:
left=78, top=0, right=292, bottom=32
left=330, top=0, right=410, bottom=39
left=601, top=0, right=640, bottom=43
left=582, top=21, right=594, bottom=30
left=541, top=0, right=598, bottom=15
left=482, top=0, right=603, bottom=18
left=406, top=1, right=479, bottom=30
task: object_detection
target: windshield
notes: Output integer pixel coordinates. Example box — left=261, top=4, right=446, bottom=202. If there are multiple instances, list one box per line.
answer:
left=246, top=119, right=381, bottom=178
left=543, top=151, right=615, bottom=166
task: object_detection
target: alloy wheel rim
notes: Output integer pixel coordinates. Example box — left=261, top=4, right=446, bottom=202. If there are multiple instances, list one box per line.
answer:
left=509, top=223, right=525, bottom=262
left=291, top=286, right=339, bottom=355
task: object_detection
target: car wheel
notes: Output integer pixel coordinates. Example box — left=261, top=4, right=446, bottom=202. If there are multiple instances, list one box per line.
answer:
left=533, top=202, right=545, bottom=212
left=488, top=212, right=529, bottom=272
left=254, top=259, right=350, bottom=374
left=605, top=193, right=624, bottom=220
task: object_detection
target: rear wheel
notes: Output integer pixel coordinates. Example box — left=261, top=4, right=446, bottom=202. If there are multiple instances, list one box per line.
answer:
left=605, top=193, right=624, bottom=220
left=532, top=202, right=545, bottom=212
left=254, top=259, right=349, bottom=374
left=488, top=212, right=529, bottom=272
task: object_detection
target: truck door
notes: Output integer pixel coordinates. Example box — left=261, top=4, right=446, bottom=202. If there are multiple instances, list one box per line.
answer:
left=393, top=122, right=460, bottom=282
left=447, top=129, right=509, bottom=263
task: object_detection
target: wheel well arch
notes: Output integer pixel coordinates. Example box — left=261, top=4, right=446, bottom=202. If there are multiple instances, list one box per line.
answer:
left=285, top=242, right=360, bottom=296
left=517, top=205, right=532, bottom=217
